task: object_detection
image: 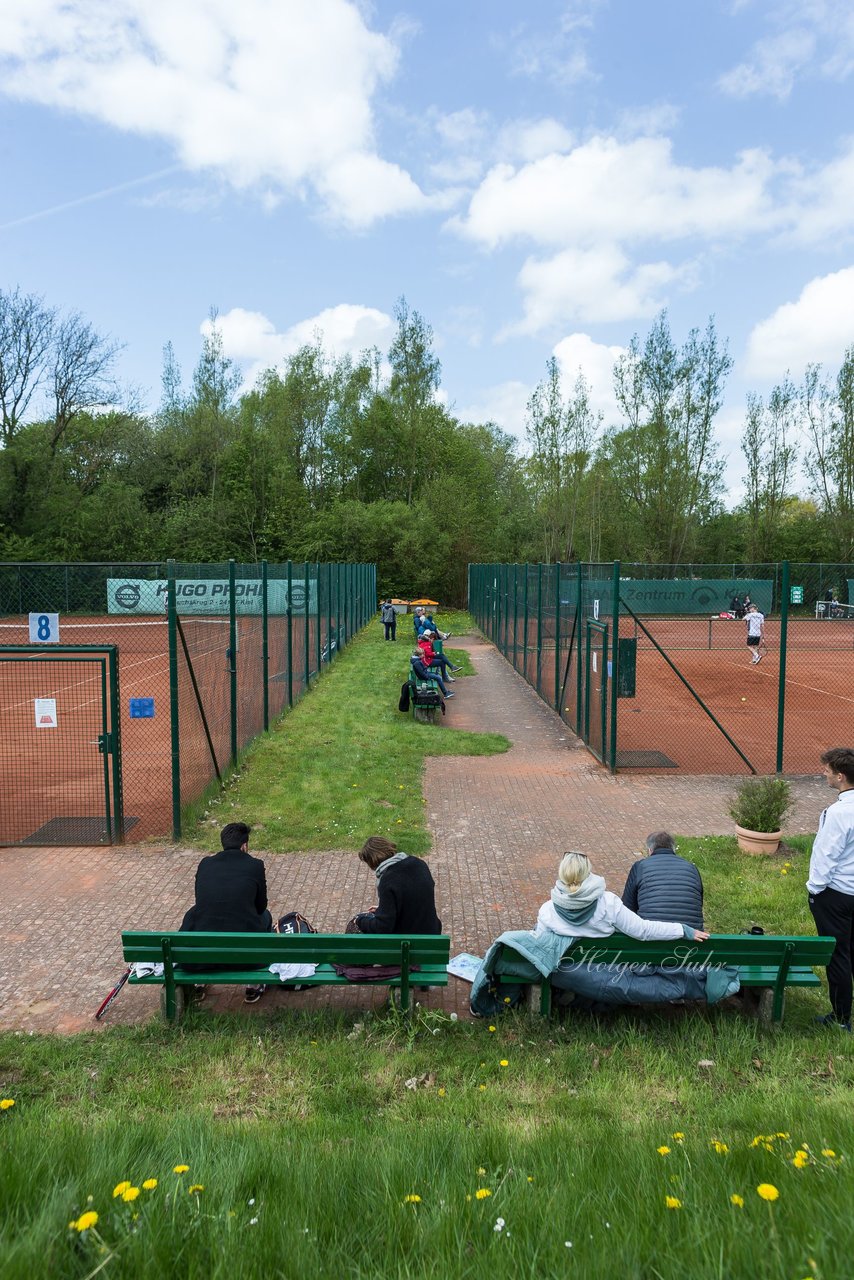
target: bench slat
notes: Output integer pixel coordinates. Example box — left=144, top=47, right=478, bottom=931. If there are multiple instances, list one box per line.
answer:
left=129, top=963, right=450, bottom=988
left=122, top=931, right=449, bottom=967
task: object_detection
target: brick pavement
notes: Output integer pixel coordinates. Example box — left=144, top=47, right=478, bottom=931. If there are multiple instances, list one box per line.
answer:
left=0, top=634, right=829, bottom=1033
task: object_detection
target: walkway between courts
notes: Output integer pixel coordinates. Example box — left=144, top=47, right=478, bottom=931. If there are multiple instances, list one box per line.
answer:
left=0, top=634, right=829, bottom=1031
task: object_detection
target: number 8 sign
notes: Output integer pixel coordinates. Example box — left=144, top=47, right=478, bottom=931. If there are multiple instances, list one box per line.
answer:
left=29, top=612, right=60, bottom=644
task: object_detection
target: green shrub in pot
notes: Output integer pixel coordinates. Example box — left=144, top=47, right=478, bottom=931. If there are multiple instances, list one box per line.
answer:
left=728, top=776, right=792, bottom=834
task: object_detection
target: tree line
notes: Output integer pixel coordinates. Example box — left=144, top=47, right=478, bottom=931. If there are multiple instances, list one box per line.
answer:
left=0, top=287, right=851, bottom=605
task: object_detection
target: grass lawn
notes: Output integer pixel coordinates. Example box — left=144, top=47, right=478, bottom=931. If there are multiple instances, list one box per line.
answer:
left=186, top=610, right=507, bottom=853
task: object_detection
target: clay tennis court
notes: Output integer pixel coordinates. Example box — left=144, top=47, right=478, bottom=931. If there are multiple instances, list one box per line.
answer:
left=0, top=613, right=318, bottom=844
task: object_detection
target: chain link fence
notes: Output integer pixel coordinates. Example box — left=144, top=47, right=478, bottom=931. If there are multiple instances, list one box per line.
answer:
left=0, top=559, right=374, bottom=844
left=470, top=561, right=854, bottom=777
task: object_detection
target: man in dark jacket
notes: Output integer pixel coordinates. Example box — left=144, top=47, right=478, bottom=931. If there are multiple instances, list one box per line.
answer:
left=180, top=821, right=272, bottom=1002
left=353, top=836, right=442, bottom=934
left=621, top=831, right=704, bottom=931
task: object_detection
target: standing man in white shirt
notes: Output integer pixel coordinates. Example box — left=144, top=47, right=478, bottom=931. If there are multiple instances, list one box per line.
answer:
left=745, top=603, right=765, bottom=664
left=807, top=747, right=854, bottom=1032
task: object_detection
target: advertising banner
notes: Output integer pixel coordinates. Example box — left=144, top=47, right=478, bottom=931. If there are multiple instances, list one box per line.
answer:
left=562, top=578, right=774, bottom=616
left=107, top=578, right=317, bottom=616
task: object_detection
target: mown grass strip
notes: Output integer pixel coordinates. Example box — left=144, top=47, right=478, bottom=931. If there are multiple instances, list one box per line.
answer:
left=187, top=610, right=507, bottom=853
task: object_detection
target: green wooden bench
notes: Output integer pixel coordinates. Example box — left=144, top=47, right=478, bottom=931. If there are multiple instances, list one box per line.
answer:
left=122, top=931, right=450, bottom=1023
left=494, top=933, right=836, bottom=1024
left=408, top=670, right=443, bottom=723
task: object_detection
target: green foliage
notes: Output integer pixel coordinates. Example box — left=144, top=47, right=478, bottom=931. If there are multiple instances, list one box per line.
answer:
left=727, top=777, right=793, bottom=833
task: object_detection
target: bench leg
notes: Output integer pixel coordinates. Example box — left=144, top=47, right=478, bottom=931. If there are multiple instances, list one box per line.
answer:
left=160, top=985, right=186, bottom=1025
left=756, top=987, right=784, bottom=1025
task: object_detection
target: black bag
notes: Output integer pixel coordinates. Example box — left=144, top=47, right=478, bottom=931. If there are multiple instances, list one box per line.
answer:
left=275, top=912, right=316, bottom=935
left=412, top=682, right=441, bottom=708
left=398, top=681, right=411, bottom=712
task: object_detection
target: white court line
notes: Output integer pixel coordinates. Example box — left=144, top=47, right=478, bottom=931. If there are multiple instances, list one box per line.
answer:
left=713, top=650, right=854, bottom=706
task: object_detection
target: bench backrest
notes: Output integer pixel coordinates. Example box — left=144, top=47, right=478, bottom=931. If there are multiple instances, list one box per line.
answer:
left=122, top=931, right=450, bottom=968
left=547, top=933, right=835, bottom=968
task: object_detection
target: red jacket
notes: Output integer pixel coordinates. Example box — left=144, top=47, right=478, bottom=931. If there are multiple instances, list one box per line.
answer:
left=417, top=636, right=437, bottom=665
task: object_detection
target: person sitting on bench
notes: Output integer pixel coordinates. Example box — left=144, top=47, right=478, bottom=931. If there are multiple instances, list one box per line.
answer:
left=417, top=629, right=460, bottom=681
left=422, top=611, right=450, bottom=640
left=180, top=821, right=272, bottom=1004
left=351, top=837, right=442, bottom=935
left=410, top=651, right=454, bottom=697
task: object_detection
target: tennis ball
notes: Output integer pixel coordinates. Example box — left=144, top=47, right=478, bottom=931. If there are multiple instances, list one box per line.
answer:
left=741, top=697, right=747, bottom=702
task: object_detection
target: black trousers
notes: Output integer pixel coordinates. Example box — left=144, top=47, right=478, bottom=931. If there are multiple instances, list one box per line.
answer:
left=809, top=887, right=854, bottom=1022
left=384, top=618, right=396, bottom=640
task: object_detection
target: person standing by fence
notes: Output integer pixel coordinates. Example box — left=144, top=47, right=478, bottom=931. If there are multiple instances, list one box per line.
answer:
left=745, top=602, right=765, bottom=664
left=808, top=747, right=854, bottom=1033
left=381, top=599, right=397, bottom=641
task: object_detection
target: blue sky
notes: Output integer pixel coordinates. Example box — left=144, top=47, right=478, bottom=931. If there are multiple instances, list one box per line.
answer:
left=1, top=0, right=853, bottom=495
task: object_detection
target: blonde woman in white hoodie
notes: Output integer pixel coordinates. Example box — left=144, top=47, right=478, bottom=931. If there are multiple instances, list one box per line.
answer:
left=536, top=852, right=710, bottom=944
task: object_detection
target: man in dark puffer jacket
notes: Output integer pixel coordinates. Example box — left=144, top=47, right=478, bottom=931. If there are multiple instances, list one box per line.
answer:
left=621, top=831, right=704, bottom=930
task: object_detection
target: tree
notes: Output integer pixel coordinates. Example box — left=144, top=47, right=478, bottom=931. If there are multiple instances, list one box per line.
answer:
left=740, top=377, right=798, bottom=561
left=50, top=312, right=122, bottom=451
left=0, top=288, right=55, bottom=444
left=604, top=312, right=731, bottom=563
left=802, top=350, right=854, bottom=561
left=388, top=297, right=441, bottom=505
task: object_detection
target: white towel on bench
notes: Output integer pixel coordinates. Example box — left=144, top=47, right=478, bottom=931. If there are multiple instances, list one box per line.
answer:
left=268, top=962, right=317, bottom=981
left=131, top=962, right=164, bottom=978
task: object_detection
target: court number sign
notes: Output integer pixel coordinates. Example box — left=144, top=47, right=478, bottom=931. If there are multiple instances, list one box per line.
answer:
left=790, top=586, right=804, bottom=604
left=29, top=612, right=60, bottom=643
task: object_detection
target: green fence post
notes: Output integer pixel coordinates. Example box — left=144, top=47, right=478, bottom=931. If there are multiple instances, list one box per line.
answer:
left=261, top=559, right=269, bottom=731
left=167, top=559, right=181, bottom=839
left=286, top=561, right=294, bottom=707
left=776, top=560, right=790, bottom=773
left=229, top=559, right=238, bottom=766
left=108, top=645, right=124, bottom=840
left=536, top=563, right=543, bottom=694
left=554, top=562, right=561, bottom=712
left=315, top=562, right=322, bottom=677
left=609, top=559, right=620, bottom=773
left=522, top=564, right=529, bottom=683
left=336, top=562, right=341, bottom=652
left=326, top=562, right=332, bottom=663
left=575, top=560, right=583, bottom=735
left=303, top=563, right=310, bottom=688
left=512, top=564, right=519, bottom=670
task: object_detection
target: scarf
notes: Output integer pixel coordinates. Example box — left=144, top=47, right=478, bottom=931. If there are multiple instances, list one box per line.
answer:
left=550, top=873, right=606, bottom=927
left=375, top=851, right=410, bottom=881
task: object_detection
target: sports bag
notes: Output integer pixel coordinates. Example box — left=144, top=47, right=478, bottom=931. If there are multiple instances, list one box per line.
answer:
left=275, top=911, right=316, bottom=935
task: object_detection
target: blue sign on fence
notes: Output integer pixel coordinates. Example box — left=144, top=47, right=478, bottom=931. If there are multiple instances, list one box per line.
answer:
left=129, top=698, right=155, bottom=719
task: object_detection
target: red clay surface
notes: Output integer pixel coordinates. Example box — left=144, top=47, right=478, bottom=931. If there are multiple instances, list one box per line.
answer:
left=0, top=614, right=323, bottom=843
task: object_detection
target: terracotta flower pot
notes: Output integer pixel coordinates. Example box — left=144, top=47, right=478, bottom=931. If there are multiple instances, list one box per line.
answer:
left=735, top=825, right=782, bottom=855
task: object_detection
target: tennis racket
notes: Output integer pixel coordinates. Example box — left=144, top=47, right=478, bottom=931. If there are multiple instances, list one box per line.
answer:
left=94, top=967, right=131, bottom=1021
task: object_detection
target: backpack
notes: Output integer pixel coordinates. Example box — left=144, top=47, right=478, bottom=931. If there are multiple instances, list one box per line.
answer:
left=398, top=681, right=411, bottom=712
left=275, top=911, right=316, bottom=935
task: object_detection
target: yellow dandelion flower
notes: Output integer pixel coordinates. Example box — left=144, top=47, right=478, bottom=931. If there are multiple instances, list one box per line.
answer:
left=503, top=997, right=511, bottom=1004
left=142, top=1179, right=157, bottom=1191
left=112, top=1181, right=131, bottom=1198
left=750, top=1135, right=767, bottom=1147
left=763, top=1143, right=774, bottom=1152
left=488, top=1026, right=496, bottom=1033
left=657, top=1146, right=671, bottom=1156
left=403, top=1194, right=421, bottom=1204
left=0, top=1099, right=15, bottom=1110
left=73, top=1211, right=99, bottom=1232
left=465, top=1194, right=472, bottom=1202
left=665, top=1196, right=682, bottom=1209
left=173, top=1164, right=189, bottom=1174
left=475, top=1188, right=492, bottom=1200
left=776, top=1132, right=790, bottom=1139
left=821, top=1149, right=836, bottom=1158
left=757, top=1184, right=779, bottom=1202
left=499, top=1060, right=509, bottom=1067
left=730, top=1194, right=744, bottom=1208
left=672, top=1132, right=684, bottom=1142
left=437, top=1087, right=446, bottom=1097
left=122, top=1187, right=140, bottom=1202
left=477, top=1167, right=486, bottom=1175
left=711, top=1141, right=729, bottom=1155
left=188, top=1185, right=204, bottom=1194
left=478, top=1084, right=487, bottom=1091
left=527, top=1176, right=534, bottom=1183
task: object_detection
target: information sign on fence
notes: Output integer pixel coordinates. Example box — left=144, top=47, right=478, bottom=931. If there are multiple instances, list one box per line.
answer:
left=107, top=578, right=318, bottom=616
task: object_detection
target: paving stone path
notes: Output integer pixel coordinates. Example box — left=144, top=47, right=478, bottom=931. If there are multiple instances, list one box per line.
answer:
left=0, top=634, right=829, bottom=1032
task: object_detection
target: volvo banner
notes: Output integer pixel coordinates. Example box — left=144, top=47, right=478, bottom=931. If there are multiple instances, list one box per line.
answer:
left=107, top=578, right=317, bottom=616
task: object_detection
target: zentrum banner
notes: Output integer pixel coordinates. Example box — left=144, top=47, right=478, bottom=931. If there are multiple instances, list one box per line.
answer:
left=107, top=578, right=317, bottom=616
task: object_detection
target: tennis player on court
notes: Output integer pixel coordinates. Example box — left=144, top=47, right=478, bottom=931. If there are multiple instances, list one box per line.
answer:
left=745, top=602, right=765, bottom=664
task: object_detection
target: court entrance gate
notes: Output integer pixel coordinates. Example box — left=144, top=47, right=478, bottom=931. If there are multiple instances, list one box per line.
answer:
left=0, top=645, right=124, bottom=845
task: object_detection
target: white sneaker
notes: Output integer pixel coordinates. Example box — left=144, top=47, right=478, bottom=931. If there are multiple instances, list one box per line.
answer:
left=755, top=652, right=763, bottom=663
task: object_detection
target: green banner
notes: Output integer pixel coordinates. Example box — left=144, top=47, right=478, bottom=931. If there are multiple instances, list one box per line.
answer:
left=107, top=578, right=317, bottom=616
left=564, top=578, right=774, bottom=616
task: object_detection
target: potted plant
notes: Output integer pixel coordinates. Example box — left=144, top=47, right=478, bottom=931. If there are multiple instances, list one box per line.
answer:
left=728, top=776, right=793, bottom=855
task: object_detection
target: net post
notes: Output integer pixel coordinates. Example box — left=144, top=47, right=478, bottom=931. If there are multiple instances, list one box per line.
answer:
left=776, top=560, right=790, bottom=773
left=287, top=561, right=294, bottom=708
left=167, top=559, right=181, bottom=840
left=553, top=562, right=561, bottom=712
left=609, top=559, right=620, bottom=773
left=229, top=559, right=238, bottom=767
left=262, top=559, right=269, bottom=732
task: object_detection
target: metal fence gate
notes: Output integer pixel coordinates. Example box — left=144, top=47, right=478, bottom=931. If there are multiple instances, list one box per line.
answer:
left=0, top=645, right=123, bottom=845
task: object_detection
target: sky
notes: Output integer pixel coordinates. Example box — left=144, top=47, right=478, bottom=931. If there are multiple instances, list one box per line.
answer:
left=1, top=0, right=854, bottom=498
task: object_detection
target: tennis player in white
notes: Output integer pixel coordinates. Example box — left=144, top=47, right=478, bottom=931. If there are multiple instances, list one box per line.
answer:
left=745, top=603, right=765, bottom=664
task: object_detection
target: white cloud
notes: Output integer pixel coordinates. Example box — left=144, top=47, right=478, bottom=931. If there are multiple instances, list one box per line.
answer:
left=552, top=332, right=625, bottom=425
left=455, top=380, right=531, bottom=440
left=0, top=0, right=426, bottom=227
left=452, top=137, right=778, bottom=251
left=507, top=0, right=605, bottom=87
left=744, top=267, right=854, bottom=379
left=205, top=304, right=394, bottom=385
left=507, top=244, right=693, bottom=333
left=719, top=0, right=854, bottom=99
left=496, top=118, right=574, bottom=164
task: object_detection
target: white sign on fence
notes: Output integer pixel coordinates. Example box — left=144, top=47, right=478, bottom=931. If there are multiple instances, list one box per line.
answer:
left=34, top=698, right=57, bottom=728
left=29, top=612, right=60, bottom=643
left=106, top=578, right=317, bottom=617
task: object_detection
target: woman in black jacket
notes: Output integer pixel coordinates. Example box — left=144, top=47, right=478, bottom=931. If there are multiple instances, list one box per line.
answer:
left=352, top=836, right=442, bottom=934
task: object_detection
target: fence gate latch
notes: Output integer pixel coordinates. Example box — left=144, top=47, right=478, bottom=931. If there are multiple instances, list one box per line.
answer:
left=97, top=733, right=113, bottom=755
